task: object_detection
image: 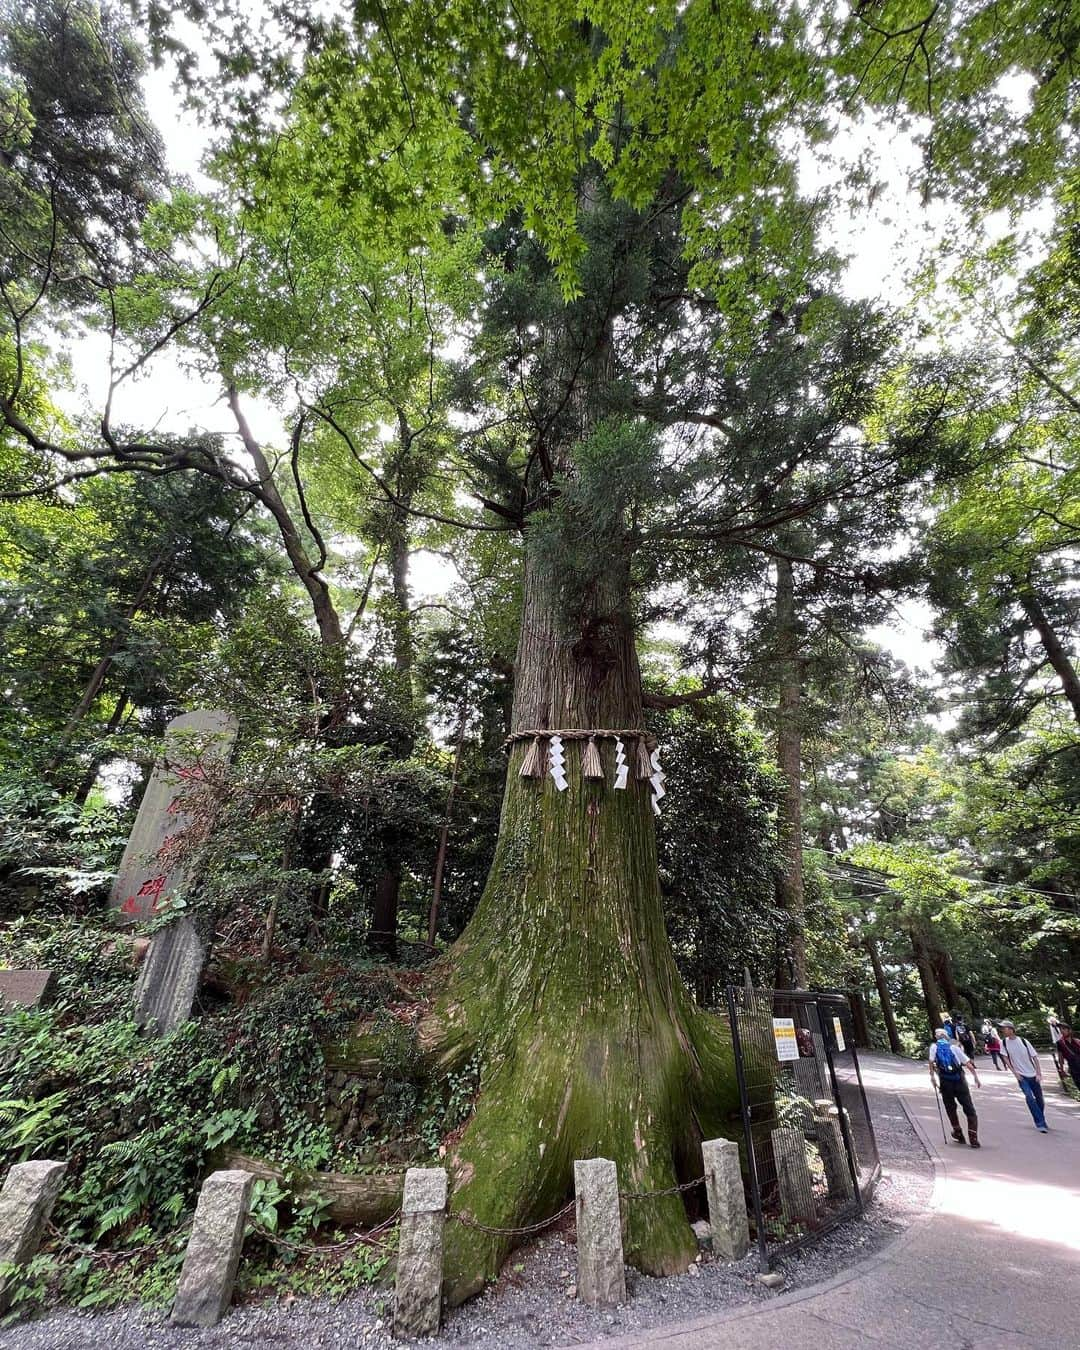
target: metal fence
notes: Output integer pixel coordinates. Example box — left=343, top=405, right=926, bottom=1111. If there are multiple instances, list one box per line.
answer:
left=724, top=984, right=880, bottom=1269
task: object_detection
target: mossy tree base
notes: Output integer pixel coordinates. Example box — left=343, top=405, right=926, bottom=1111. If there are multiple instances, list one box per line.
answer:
left=437, top=962, right=741, bottom=1304
left=420, top=545, right=743, bottom=1305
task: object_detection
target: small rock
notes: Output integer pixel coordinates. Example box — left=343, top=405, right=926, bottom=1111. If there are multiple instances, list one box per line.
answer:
left=686, top=1262, right=700, bottom=1278
left=758, top=1271, right=785, bottom=1289
left=566, top=1284, right=576, bottom=1298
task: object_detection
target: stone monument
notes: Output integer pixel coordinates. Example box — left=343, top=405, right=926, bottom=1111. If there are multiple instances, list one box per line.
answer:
left=110, top=710, right=237, bottom=1034
left=0, top=969, right=55, bottom=1011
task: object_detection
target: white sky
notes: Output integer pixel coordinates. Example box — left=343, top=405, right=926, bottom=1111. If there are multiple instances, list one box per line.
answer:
left=64, top=44, right=966, bottom=677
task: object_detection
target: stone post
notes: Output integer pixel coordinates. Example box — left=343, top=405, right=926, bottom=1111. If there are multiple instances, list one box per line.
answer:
left=171, top=1169, right=253, bottom=1328
left=394, top=1167, right=447, bottom=1339
left=771, top=1126, right=816, bottom=1227
left=0, top=1160, right=66, bottom=1314
left=702, top=1138, right=749, bottom=1261
left=813, top=1101, right=854, bottom=1201
left=574, top=1157, right=625, bottom=1306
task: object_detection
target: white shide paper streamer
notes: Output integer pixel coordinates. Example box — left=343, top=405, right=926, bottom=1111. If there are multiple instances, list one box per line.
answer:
left=613, top=737, right=628, bottom=790
left=649, top=748, right=666, bottom=816
left=548, top=734, right=569, bottom=791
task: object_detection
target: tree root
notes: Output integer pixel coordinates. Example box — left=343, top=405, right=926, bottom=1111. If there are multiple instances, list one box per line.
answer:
left=436, top=1002, right=742, bottom=1305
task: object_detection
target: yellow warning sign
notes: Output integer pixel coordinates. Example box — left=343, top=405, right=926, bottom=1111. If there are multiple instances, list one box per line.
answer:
left=833, top=1017, right=846, bottom=1052
left=772, top=1017, right=799, bottom=1062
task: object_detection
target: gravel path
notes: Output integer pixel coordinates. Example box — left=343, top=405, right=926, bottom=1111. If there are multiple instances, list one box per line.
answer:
left=0, top=1083, right=932, bottom=1350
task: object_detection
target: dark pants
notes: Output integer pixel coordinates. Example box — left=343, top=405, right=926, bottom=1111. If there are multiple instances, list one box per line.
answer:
left=987, top=1048, right=1004, bottom=1069
left=939, top=1076, right=977, bottom=1128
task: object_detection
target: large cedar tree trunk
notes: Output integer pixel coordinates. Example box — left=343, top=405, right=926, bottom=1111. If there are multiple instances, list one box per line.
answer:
left=775, top=556, right=807, bottom=987
left=433, top=544, right=740, bottom=1303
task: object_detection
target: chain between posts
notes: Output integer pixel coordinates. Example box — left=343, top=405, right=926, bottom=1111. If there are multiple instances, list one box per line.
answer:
left=449, top=1198, right=577, bottom=1238
left=45, top=1220, right=190, bottom=1264
left=246, top=1210, right=401, bottom=1256
left=619, top=1175, right=706, bottom=1202
left=47, top=1175, right=707, bottom=1271
left=445, top=1174, right=705, bottom=1240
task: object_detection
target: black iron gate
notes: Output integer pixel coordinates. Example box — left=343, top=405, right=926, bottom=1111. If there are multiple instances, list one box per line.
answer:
left=724, top=984, right=880, bottom=1269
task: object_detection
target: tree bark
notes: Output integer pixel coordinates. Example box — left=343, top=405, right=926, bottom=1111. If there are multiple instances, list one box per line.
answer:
left=909, top=929, right=942, bottom=1035
left=46, top=558, right=163, bottom=780
left=71, top=690, right=130, bottom=807
left=227, top=388, right=344, bottom=648
left=956, top=985, right=980, bottom=1019
left=847, top=989, right=870, bottom=1048
left=368, top=509, right=415, bottom=958
left=428, top=700, right=469, bottom=945
left=775, top=555, right=807, bottom=987
left=1017, top=580, right=1080, bottom=726
left=433, top=542, right=740, bottom=1304
left=864, top=936, right=902, bottom=1054
left=930, top=947, right=960, bottom=1015
left=368, top=871, right=400, bottom=959
left=429, top=191, right=739, bottom=1302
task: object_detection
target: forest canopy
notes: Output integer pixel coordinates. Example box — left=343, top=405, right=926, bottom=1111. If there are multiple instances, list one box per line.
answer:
left=0, top=0, right=1077, bottom=1314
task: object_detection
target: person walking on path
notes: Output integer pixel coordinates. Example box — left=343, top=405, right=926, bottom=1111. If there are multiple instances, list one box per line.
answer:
left=954, top=1013, right=977, bottom=1060
left=929, top=1027, right=981, bottom=1147
left=1055, top=1024, right=1080, bottom=1092
left=983, top=1025, right=1005, bottom=1070
left=1048, top=1016, right=1064, bottom=1074
left=1000, top=1019, right=1049, bottom=1132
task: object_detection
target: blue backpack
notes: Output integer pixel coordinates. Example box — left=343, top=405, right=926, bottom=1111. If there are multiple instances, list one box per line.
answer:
left=935, top=1038, right=963, bottom=1079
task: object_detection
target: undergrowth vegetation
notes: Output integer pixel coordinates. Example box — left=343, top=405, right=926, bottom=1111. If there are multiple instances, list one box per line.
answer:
left=0, top=917, right=458, bottom=1312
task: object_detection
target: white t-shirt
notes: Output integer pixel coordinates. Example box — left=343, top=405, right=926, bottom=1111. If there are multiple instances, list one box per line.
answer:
left=1003, top=1036, right=1039, bottom=1077
left=929, top=1042, right=970, bottom=1071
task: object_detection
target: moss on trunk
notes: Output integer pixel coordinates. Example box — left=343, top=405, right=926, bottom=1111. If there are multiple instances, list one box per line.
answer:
left=428, top=546, right=743, bottom=1303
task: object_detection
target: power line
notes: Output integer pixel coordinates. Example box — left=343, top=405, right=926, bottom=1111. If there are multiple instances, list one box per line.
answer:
left=812, top=844, right=1079, bottom=904
left=820, top=869, right=1079, bottom=916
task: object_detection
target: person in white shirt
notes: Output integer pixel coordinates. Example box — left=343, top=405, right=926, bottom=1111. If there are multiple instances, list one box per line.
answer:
left=1048, top=1016, right=1064, bottom=1075
left=929, top=1029, right=981, bottom=1147
left=1000, top=1019, right=1049, bottom=1132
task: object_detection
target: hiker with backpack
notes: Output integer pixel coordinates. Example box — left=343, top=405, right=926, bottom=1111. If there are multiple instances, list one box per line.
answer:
left=1000, top=1019, right=1049, bottom=1133
left=983, top=1025, right=1005, bottom=1069
left=929, top=1027, right=981, bottom=1147
left=954, top=1013, right=977, bottom=1060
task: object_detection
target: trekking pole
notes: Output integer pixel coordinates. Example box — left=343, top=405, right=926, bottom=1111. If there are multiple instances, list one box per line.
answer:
left=931, top=1078, right=948, bottom=1142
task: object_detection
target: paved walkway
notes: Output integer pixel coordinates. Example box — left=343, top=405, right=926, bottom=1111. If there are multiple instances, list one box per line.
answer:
left=588, top=1052, right=1080, bottom=1350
